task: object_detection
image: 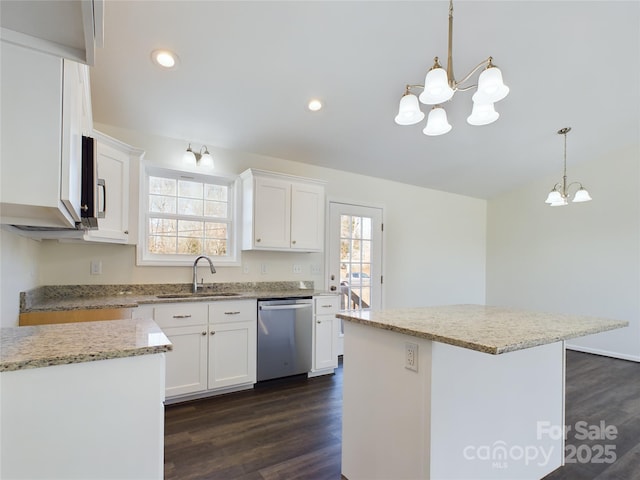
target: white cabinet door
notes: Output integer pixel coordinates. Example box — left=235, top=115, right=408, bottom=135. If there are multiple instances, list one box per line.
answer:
left=314, top=316, right=337, bottom=371
left=0, top=41, right=79, bottom=227
left=253, top=176, right=291, bottom=249
left=291, top=181, right=325, bottom=251
left=208, top=321, right=257, bottom=389
left=84, top=139, right=130, bottom=243
left=84, top=131, right=142, bottom=244
left=241, top=169, right=325, bottom=252
left=163, top=325, right=208, bottom=397
left=60, top=59, right=83, bottom=223
left=312, top=295, right=340, bottom=373
left=152, top=303, right=209, bottom=398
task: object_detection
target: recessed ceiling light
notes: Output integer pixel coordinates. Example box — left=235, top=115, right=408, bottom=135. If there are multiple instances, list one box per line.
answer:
left=308, top=99, right=323, bottom=112
left=151, top=49, right=179, bottom=69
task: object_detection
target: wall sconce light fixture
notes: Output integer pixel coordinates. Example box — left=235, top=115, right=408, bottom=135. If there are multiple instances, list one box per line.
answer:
left=184, top=143, right=214, bottom=168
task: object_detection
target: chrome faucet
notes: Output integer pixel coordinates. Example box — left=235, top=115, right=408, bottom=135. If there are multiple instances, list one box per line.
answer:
left=193, top=255, right=216, bottom=293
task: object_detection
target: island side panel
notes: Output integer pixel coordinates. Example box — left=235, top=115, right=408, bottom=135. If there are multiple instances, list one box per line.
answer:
left=0, top=353, right=166, bottom=479
left=342, top=321, right=433, bottom=480
left=430, top=341, right=565, bottom=479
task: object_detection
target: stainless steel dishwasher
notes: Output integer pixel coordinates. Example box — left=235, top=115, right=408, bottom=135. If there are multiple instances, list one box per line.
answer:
left=257, top=297, right=313, bottom=381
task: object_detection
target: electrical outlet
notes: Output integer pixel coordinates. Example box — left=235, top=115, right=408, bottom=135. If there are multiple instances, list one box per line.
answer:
left=242, top=264, right=250, bottom=274
left=405, top=343, right=418, bottom=372
left=293, top=264, right=302, bottom=274
left=311, top=264, right=321, bottom=275
left=90, top=260, right=102, bottom=275
left=260, top=263, right=268, bottom=274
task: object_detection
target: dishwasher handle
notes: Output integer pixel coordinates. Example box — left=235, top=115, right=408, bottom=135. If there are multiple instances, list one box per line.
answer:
left=259, top=304, right=312, bottom=311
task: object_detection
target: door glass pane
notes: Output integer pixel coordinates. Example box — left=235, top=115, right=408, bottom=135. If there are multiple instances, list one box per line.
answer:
left=339, top=214, right=374, bottom=311
left=362, top=217, right=372, bottom=240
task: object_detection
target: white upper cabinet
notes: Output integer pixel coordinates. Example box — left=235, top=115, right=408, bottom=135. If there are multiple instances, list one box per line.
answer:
left=241, top=169, right=325, bottom=252
left=83, top=131, right=143, bottom=244
left=0, top=41, right=90, bottom=228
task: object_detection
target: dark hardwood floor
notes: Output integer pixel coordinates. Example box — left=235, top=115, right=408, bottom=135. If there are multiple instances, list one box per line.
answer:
left=165, top=352, right=640, bottom=480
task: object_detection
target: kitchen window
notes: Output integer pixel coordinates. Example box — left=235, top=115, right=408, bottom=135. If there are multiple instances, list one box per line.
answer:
left=138, top=165, right=240, bottom=266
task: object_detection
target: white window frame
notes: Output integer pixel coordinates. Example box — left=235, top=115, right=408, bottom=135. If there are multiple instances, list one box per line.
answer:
left=137, top=163, right=241, bottom=266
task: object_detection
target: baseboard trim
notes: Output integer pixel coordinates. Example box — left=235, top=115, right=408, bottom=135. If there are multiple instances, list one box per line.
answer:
left=566, top=344, right=640, bottom=363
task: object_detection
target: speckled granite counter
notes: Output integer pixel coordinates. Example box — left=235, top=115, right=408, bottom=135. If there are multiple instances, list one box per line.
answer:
left=20, top=281, right=330, bottom=313
left=0, top=318, right=172, bottom=372
left=340, top=305, right=628, bottom=479
left=337, top=304, right=628, bottom=354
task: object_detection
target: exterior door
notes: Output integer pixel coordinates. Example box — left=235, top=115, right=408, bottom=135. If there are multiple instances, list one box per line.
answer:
left=328, top=202, right=383, bottom=354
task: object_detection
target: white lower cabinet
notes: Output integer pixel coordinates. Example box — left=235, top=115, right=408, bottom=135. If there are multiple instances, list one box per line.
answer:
left=311, top=295, right=341, bottom=374
left=162, top=324, right=208, bottom=397
left=208, top=321, right=256, bottom=389
left=149, top=299, right=257, bottom=401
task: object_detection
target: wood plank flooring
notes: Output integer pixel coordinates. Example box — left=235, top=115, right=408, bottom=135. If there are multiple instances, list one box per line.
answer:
left=165, top=352, right=640, bottom=479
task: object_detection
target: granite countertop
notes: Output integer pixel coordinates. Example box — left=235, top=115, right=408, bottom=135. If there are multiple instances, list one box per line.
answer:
left=0, top=318, right=172, bottom=372
left=21, top=282, right=332, bottom=313
left=337, top=304, right=629, bottom=355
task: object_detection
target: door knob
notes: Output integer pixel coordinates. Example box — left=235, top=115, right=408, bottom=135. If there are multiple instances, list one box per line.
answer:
left=330, top=286, right=337, bottom=291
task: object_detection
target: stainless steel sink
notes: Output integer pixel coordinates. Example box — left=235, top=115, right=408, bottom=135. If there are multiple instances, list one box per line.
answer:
left=156, top=292, right=242, bottom=299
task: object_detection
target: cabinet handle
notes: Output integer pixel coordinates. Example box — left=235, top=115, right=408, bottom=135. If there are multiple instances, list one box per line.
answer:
left=321, top=304, right=333, bottom=308
left=224, top=311, right=241, bottom=315
left=97, top=178, right=106, bottom=218
left=210, top=331, right=216, bottom=335
left=172, top=314, right=192, bottom=318
left=201, top=331, right=207, bottom=336
left=256, top=238, right=261, bottom=243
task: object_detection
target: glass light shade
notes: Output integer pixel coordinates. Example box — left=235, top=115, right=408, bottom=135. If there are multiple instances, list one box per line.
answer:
left=183, top=149, right=197, bottom=166
left=199, top=153, right=214, bottom=168
left=419, top=68, right=454, bottom=105
left=545, top=190, right=563, bottom=204
left=394, top=94, right=425, bottom=125
left=473, top=67, right=509, bottom=103
left=423, top=107, right=452, bottom=136
left=573, top=188, right=592, bottom=203
left=550, top=198, right=568, bottom=206
left=467, top=101, right=499, bottom=126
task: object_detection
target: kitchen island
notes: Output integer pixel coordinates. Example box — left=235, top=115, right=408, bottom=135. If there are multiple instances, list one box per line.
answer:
left=0, top=318, right=171, bottom=479
left=337, top=305, right=628, bottom=480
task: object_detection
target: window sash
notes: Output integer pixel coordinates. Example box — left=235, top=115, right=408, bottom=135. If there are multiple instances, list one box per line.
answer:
left=138, top=164, right=240, bottom=266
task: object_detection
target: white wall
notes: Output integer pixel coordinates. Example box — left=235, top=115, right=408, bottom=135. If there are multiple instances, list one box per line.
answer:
left=0, top=123, right=487, bottom=326
left=0, top=229, right=41, bottom=327
left=486, top=144, right=640, bottom=361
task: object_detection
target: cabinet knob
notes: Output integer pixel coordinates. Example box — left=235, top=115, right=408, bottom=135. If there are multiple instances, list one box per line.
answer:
left=292, top=240, right=297, bottom=245
left=210, top=331, right=216, bottom=335
left=124, top=230, right=129, bottom=235
left=317, top=320, right=322, bottom=324
left=201, top=331, right=207, bottom=336
left=256, top=238, right=261, bottom=243
left=330, top=286, right=337, bottom=291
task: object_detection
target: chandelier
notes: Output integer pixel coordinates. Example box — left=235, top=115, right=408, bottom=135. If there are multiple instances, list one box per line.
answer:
left=545, top=128, right=592, bottom=206
left=394, top=0, right=509, bottom=136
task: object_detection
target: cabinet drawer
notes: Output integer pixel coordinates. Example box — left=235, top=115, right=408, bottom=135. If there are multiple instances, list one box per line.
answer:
left=314, top=295, right=341, bottom=314
left=153, top=303, right=208, bottom=328
left=209, top=300, right=257, bottom=324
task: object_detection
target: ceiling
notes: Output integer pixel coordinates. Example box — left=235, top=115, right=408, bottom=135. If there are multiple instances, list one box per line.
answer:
left=88, top=1, right=639, bottom=199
